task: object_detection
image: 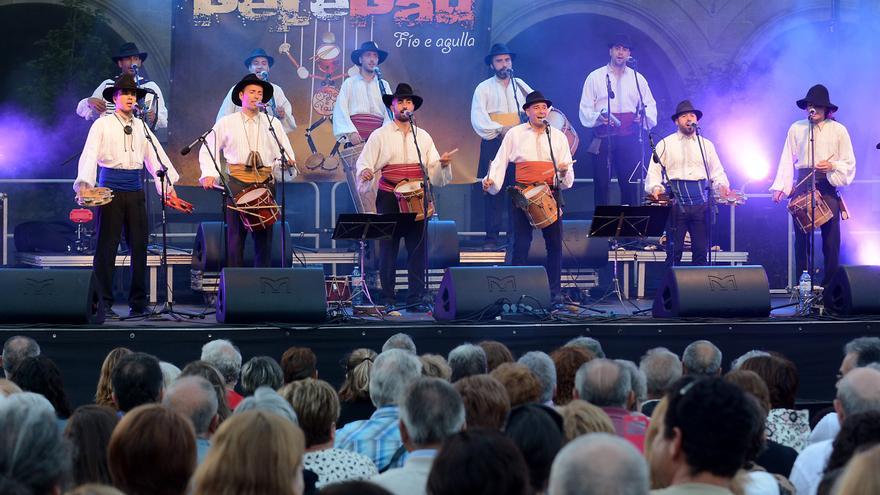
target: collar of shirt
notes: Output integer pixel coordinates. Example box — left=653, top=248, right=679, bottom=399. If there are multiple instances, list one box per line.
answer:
left=370, top=405, right=400, bottom=420
left=676, top=130, right=696, bottom=141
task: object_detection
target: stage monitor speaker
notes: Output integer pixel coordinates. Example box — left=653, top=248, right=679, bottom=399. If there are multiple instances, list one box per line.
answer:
left=652, top=265, right=770, bottom=318
left=0, top=269, right=104, bottom=324
left=192, top=221, right=292, bottom=272
left=394, top=219, right=460, bottom=269
left=823, top=265, right=880, bottom=315
left=433, top=266, right=551, bottom=321
left=520, top=220, right=608, bottom=269
left=216, top=267, right=327, bottom=324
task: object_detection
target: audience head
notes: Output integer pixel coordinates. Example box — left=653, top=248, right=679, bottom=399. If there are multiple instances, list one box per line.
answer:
left=426, top=429, right=530, bottom=495
left=382, top=333, right=416, bottom=354
left=478, top=340, right=515, bottom=371
left=558, top=399, right=616, bottom=442
left=419, top=354, right=452, bottom=380
left=519, top=351, right=557, bottom=404
left=95, top=347, right=132, bottom=407
left=192, top=410, right=305, bottom=495
left=730, top=350, right=770, bottom=370
left=833, top=444, right=880, bottom=495
left=739, top=354, right=799, bottom=409
left=181, top=360, right=232, bottom=422
left=574, top=359, right=631, bottom=409
left=163, top=375, right=219, bottom=438
left=1, top=335, right=40, bottom=379
left=108, top=404, right=196, bottom=495
left=64, top=405, right=119, bottom=486
left=682, top=340, right=723, bottom=376
left=548, top=432, right=649, bottom=495
left=723, top=369, right=772, bottom=416
left=616, top=359, right=647, bottom=408
left=369, top=349, right=422, bottom=408
left=319, top=481, right=393, bottom=495
left=338, top=348, right=376, bottom=402
left=401, top=377, right=465, bottom=448
left=200, top=339, right=242, bottom=388
left=505, top=404, right=564, bottom=493
left=234, top=386, right=298, bottom=423
left=241, top=356, right=283, bottom=395
left=110, top=352, right=164, bottom=413
left=835, top=366, right=880, bottom=420
left=644, top=397, right=669, bottom=488
left=491, top=362, right=542, bottom=407
left=448, top=343, right=488, bottom=382
left=282, top=378, right=339, bottom=448
left=842, top=337, right=880, bottom=376
left=280, top=347, right=317, bottom=384
left=453, top=374, right=511, bottom=430
left=565, top=336, right=605, bottom=358
left=824, top=410, right=880, bottom=476
left=11, top=355, right=72, bottom=419
left=159, top=361, right=181, bottom=389
left=640, top=347, right=682, bottom=399
left=0, top=392, right=71, bottom=495
left=0, top=378, right=22, bottom=397
left=551, top=346, right=594, bottom=405
left=66, top=484, right=126, bottom=495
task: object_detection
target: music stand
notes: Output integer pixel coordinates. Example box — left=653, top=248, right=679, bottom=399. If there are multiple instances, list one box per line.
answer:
left=332, top=213, right=416, bottom=315
left=589, top=205, right=670, bottom=310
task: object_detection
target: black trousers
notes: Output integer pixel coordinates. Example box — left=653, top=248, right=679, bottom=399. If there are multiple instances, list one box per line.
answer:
left=226, top=178, right=275, bottom=268
left=666, top=204, right=709, bottom=266
left=475, top=137, right=514, bottom=242
left=794, top=193, right=841, bottom=286
left=376, top=189, right=426, bottom=304
left=511, top=203, right=562, bottom=297
left=93, top=189, right=148, bottom=311
left=593, top=133, right=643, bottom=207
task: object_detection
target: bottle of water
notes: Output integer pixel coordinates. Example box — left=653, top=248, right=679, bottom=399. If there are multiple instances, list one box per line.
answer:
left=351, top=266, right=363, bottom=305
left=798, top=270, right=812, bottom=312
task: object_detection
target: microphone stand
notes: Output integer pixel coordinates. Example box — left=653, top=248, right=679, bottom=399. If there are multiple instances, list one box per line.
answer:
left=808, top=115, right=817, bottom=301
left=605, top=72, right=615, bottom=204
left=648, top=132, right=677, bottom=267
left=693, top=125, right=715, bottom=266
left=264, top=108, right=293, bottom=268
left=375, top=68, right=394, bottom=121
left=630, top=59, right=649, bottom=198
left=509, top=69, right=527, bottom=124
left=409, top=114, right=433, bottom=310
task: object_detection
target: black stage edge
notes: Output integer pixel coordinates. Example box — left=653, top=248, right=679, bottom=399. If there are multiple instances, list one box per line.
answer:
left=3, top=315, right=878, bottom=408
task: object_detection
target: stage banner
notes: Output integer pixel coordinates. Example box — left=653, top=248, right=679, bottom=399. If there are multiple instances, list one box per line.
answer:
left=170, top=0, right=492, bottom=185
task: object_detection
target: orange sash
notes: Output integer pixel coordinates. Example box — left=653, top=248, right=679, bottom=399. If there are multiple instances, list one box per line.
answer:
left=515, top=161, right=555, bottom=185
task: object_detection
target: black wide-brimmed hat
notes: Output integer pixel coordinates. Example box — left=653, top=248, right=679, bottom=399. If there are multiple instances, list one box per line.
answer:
left=382, top=83, right=423, bottom=110
left=351, top=41, right=388, bottom=66
left=244, top=48, right=274, bottom=68
left=522, top=90, right=552, bottom=111
left=231, top=73, right=274, bottom=106
left=796, top=84, right=838, bottom=113
left=671, top=100, right=703, bottom=122
left=484, top=43, right=516, bottom=65
left=112, top=42, right=148, bottom=63
left=102, top=73, right=148, bottom=102
left=608, top=34, right=633, bottom=49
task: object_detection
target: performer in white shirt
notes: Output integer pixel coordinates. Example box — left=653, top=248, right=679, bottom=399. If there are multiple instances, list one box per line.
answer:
left=470, top=43, right=533, bottom=248
left=76, top=42, right=168, bottom=129
left=216, top=48, right=297, bottom=132
left=482, top=91, right=574, bottom=300
left=199, top=74, right=297, bottom=268
left=579, top=34, right=657, bottom=207
left=357, top=84, right=455, bottom=311
left=74, top=74, right=180, bottom=318
left=646, top=100, right=730, bottom=266
left=771, top=84, right=855, bottom=286
left=333, top=41, right=393, bottom=144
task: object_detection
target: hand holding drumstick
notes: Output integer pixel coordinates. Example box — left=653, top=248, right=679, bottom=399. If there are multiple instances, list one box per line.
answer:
left=440, top=148, right=459, bottom=167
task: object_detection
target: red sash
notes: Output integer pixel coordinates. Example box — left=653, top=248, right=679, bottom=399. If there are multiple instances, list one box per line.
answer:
left=379, top=163, right=423, bottom=192
left=515, top=161, right=555, bottom=185
left=351, top=114, right=384, bottom=141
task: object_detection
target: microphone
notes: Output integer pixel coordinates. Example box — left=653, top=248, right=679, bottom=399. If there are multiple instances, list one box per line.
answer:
left=542, top=119, right=550, bottom=127
left=401, top=110, right=413, bottom=121
left=258, top=71, right=269, bottom=81
left=180, top=128, right=213, bottom=156
left=649, top=133, right=660, bottom=163
left=374, top=67, right=383, bottom=78
left=688, top=121, right=699, bottom=130
left=131, top=64, right=139, bottom=72
left=626, top=56, right=636, bottom=64
left=876, top=142, right=880, bottom=149
left=606, top=74, right=615, bottom=99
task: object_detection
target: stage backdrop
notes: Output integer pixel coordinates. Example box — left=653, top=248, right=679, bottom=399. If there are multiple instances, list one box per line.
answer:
left=170, top=0, right=492, bottom=186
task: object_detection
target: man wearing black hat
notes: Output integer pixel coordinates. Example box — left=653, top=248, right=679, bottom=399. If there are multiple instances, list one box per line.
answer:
left=470, top=43, right=534, bottom=249
left=77, top=42, right=168, bottom=129
left=482, top=91, right=575, bottom=300
left=216, top=48, right=297, bottom=132
left=356, top=83, right=455, bottom=310
left=74, top=74, right=180, bottom=318
left=199, top=74, right=297, bottom=268
left=770, top=84, right=855, bottom=286
left=579, top=34, right=657, bottom=207
left=333, top=41, right=393, bottom=146
left=646, top=100, right=730, bottom=266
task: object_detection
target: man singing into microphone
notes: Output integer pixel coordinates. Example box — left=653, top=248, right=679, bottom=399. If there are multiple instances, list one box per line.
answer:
left=216, top=48, right=297, bottom=132
left=74, top=74, right=180, bottom=319
left=770, top=84, right=855, bottom=286
left=646, top=100, right=730, bottom=267
left=76, top=42, right=167, bottom=129
left=482, top=91, right=574, bottom=302
left=579, top=34, right=657, bottom=207
left=199, top=73, right=296, bottom=268
left=470, top=43, right=534, bottom=249
left=356, top=83, right=455, bottom=311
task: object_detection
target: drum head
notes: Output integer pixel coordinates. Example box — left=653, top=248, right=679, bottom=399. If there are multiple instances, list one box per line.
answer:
left=523, top=184, right=548, bottom=199
left=395, top=180, right=423, bottom=194
left=546, top=108, right=565, bottom=128
left=237, top=187, right=268, bottom=204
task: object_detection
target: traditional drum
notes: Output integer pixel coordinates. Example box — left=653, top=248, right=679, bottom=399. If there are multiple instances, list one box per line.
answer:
left=339, top=143, right=375, bottom=213
left=393, top=178, right=434, bottom=221
left=546, top=108, right=580, bottom=155
left=230, top=185, right=280, bottom=232
left=517, top=183, right=558, bottom=229
left=76, top=187, right=113, bottom=207
left=788, top=190, right=833, bottom=234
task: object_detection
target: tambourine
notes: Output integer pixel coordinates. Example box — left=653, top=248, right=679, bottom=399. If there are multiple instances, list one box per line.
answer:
left=76, top=187, right=114, bottom=207
left=164, top=194, right=194, bottom=214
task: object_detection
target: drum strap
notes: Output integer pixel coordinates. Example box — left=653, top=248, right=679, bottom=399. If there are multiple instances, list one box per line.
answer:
left=515, top=161, right=554, bottom=185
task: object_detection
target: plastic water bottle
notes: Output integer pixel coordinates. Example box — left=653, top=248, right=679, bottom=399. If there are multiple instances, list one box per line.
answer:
left=351, top=266, right=363, bottom=305
left=798, top=270, right=812, bottom=312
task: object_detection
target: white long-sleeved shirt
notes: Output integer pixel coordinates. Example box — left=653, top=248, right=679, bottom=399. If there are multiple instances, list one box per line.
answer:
left=198, top=111, right=296, bottom=182
left=74, top=113, right=179, bottom=195
left=769, top=119, right=856, bottom=195
left=484, top=123, right=575, bottom=195
left=645, top=131, right=729, bottom=193
left=76, top=78, right=168, bottom=129
left=216, top=82, right=297, bottom=132
left=470, top=76, right=533, bottom=141
left=333, top=73, right=392, bottom=138
left=355, top=120, right=453, bottom=197
left=578, top=65, right=657, bottom=130
left=789, top=438, right=833, bottom=495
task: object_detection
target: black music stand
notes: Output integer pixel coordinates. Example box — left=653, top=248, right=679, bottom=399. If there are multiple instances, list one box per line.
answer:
left=589, top=205, right=670, bottom=311
left=332, top=213, right=416, bottom=315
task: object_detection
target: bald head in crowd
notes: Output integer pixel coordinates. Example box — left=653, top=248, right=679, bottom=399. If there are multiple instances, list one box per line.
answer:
left=836, top=366, right=880, bottom=421
left=682, top=340, right=722, bottom=376
left=163, top=375, right=219, bottom=438
left=640, top=347, right=682, bottom=400
left=2, top=336, right=40, bottom=380
left=574, top=359, right=632, bottom=409
left=548, top=432, right=648, bottom=495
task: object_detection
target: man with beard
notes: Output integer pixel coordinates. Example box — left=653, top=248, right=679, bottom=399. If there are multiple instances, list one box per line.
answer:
left=216, top=48, right=297, bottom=132
left=333, top=41, right=393, bottom=145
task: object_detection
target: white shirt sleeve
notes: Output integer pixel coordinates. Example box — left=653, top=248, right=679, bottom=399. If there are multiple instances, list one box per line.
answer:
left=770, top=124, right=797, bottom=195
left=355, top=129, right=382, bottom=195
left=704, top=139, right=729, bottom=189
left=143, top=126, right=179, bottom=195
left=485, top=132, right=514, bottom=195
left=151, top=83, right=169, bottom=129
left=272, top=85, right=297, bottom=132
left=332, top=78, right=356, bottom=139
left=76, top=81, right=109, bottom=121
left=198, top=121, right=225, bottom=181
left=269, top=117, right=297, bottom=181
left=74, top=119, right=104, bottom=191
left=423, top=132, right=453, bottom=187
left=470, top=83, right=503, bottom=141
left=216, top=87, right=237, bottom=124
left=578, top=72, right=602, bottom=128
left=828, top=123, right=856, bottom=188
left=638, top=72, right=658, bottom=129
